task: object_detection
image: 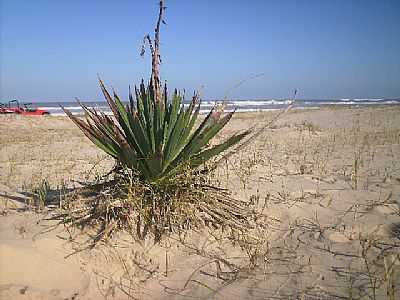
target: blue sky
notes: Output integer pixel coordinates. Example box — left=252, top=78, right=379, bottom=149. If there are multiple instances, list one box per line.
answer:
left=1, top=0, right=400, bottom=102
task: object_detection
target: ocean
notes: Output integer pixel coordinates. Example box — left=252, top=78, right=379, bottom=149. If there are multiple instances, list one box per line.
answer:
left=28, top=98, right=400, bottom=116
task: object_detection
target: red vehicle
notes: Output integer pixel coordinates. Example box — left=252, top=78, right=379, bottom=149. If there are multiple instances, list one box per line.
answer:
left=0, top=102, right=15, bottom=114
left=0, top=100, right=50, bottom=115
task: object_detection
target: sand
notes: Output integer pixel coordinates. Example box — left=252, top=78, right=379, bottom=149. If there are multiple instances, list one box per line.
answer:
left=1, top=106, right=400, bottom=299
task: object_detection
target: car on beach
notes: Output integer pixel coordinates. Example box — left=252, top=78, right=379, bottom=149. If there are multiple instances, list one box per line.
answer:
left=0, top=100, right=50, bottom=115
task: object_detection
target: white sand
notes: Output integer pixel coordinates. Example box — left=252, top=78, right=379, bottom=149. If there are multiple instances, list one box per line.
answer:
left=1, top=106, right=399, bottom=299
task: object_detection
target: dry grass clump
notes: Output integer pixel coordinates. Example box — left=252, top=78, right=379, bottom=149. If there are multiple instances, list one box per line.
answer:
left=52, top=166, right=255, bottom=249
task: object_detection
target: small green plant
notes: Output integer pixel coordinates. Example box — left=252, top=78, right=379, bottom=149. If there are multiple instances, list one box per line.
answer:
left=33, top=178, right=50, bottom=210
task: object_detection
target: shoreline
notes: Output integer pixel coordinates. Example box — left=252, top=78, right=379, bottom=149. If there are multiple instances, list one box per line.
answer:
left=2, top=102, right=399, bottom=117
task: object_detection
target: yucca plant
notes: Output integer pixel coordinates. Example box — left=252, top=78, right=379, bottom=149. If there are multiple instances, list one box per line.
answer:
left=62, top=0, right=249, bottom=182
left=63, top=80, right=249, bottom=183
left=57, top=0, right=255, bottom=244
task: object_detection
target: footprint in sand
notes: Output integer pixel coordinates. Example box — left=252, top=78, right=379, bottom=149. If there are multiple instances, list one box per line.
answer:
left=374, top=203, right=399, bottom=215
left=328, top=232, right=350, bottom=243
